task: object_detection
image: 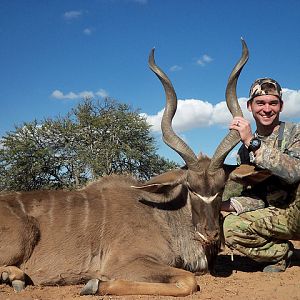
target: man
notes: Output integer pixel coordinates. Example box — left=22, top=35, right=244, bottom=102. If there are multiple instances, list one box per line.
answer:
left=222, top=78, right=300, bottom=272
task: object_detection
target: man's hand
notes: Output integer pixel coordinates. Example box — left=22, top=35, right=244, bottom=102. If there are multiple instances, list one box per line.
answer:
left=230, top=116, right=253, bottom=147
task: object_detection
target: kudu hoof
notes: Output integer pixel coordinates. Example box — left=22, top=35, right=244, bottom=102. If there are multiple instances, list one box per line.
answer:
left=12, top=279, right=26, bottom=292
left=1, top=271, right=9, bottom=282
left=80, top=279, right=100, bottom=295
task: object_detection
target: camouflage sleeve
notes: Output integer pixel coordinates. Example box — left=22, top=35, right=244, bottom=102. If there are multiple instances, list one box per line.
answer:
left=229, top=196, right=265, bottom=215
left=254, top=132, right=300, bottom=184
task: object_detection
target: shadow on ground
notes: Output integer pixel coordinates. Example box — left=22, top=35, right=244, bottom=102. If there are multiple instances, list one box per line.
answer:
left=211, top=246, right=300, bottom=277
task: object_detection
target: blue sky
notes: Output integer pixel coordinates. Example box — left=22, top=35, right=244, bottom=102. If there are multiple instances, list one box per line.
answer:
left=1, top=0, right=300, bottom=164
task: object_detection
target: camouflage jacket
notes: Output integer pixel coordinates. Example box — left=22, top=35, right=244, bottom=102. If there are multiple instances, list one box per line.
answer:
left=237, top=121, right=300, bottom=208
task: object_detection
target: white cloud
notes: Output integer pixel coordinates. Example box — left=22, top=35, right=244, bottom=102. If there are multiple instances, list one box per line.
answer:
left=197, top=54, right=213, bottom=66
left=51, top=89, right=109, bottom=100
left=170, top=65, right=182, bottom=72
left=83, top=28, right=93, bottom=35
left=95, top=89, right=109, bottom=98
left=143, top=99, right=214, bottom=132
left=63, top=10, right=82, bottom=21
left=281, top=88, right=300, bottom=118
left=79, top=91, right=95, bottom=99
left=51, top=90, right=78, bottom=100
left=211, top=97, right=252, bottom=126
left=143, top=88, right=300, bottom=133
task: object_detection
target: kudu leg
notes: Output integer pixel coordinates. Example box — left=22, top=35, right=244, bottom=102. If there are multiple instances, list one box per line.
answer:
left=81, top=259, right=198, bottom=297
left=0, top=202, right=40, bottom=291
left=0, top=266, right=26, bottom=292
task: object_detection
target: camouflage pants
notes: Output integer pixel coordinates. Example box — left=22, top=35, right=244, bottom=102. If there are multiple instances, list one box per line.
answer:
left=223, top=198, right=300, bottom=263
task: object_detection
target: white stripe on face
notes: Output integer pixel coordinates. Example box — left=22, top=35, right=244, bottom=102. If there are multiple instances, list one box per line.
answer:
left=192, top=192, right=219, bottom=203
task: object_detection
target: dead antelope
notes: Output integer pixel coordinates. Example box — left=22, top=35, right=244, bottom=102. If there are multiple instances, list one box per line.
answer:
left=0, top=40, right=248, bottom=297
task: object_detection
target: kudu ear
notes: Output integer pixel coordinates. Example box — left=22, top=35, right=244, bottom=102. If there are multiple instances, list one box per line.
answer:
left=228, top=164, right=272, bottom=185
left=132, top=169, right=187, bottom=193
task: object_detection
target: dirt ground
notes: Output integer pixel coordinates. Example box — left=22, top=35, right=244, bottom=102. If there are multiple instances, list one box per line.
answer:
left=1, top=241, right=300, bottom=300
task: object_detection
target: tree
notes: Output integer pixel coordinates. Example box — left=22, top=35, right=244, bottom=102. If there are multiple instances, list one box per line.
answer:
left=0, top=98, right=178, bottom=191
left=0, top=118, right=87, bottom=191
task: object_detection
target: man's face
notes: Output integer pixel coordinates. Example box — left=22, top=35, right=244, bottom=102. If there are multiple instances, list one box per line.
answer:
left=247, top=95, right=283, bottom=127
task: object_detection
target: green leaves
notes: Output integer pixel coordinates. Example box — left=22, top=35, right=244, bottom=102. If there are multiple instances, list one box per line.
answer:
left=0, top=98, right=178, bottom=191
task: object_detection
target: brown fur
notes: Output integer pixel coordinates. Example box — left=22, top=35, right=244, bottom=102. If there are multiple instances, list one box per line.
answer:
left=0, top=168, right=227, bottom=296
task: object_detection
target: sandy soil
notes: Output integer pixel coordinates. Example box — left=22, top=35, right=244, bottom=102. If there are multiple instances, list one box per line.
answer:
left=1, top=241, right=300, bottom=300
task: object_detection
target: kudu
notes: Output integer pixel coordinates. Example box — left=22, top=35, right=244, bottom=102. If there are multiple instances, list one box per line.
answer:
left=0, top=40, right=249, bottom=297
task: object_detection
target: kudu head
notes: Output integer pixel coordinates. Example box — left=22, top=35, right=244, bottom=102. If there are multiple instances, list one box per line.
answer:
left=148, top=39, right=249, bottom=259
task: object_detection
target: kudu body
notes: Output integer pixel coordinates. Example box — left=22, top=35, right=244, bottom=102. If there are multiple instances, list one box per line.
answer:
left=0, top=40, right=249, bottom=297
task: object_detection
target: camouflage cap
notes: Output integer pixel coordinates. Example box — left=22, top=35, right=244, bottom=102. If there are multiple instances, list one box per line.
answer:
left=249, top=78, right=282, bottom=100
